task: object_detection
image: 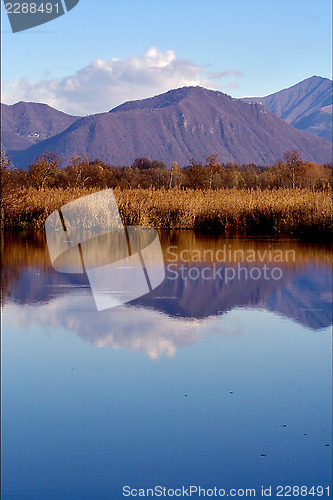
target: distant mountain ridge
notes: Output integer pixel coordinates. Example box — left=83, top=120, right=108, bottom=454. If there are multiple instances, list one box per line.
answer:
left=2, top=80, right=332, bottom=168
left=1, top=101, right=79, bottom=153
left=242, top=76, right=332, bottom=142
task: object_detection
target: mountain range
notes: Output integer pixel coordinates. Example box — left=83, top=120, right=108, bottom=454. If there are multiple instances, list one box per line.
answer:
left=1, top=76, right=332, bottom=168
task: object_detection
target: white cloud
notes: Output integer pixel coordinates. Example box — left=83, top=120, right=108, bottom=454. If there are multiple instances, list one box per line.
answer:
left=1, top=47, right=242, bottom=115
left=4, top=294, right=243, bottom=360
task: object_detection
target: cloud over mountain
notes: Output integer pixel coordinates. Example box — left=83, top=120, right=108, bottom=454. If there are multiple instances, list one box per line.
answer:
left=2, top=47, right=241, bottom=115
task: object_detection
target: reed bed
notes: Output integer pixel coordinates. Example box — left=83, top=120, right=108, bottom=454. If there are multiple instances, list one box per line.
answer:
left=1, top=187, right=332, bottom=236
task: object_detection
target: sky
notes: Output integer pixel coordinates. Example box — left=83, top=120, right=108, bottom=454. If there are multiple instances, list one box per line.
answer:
left=1, top=0, right=332, bottom=115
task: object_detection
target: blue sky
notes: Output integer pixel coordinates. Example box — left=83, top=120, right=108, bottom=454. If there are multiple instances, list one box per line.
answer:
left=1, top=0, right=332, bottom=114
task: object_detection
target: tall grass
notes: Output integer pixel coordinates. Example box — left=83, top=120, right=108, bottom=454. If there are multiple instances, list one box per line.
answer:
left=1, top=187, right=332, bottom=236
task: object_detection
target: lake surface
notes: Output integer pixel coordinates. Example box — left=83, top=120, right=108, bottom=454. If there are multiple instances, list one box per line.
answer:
left=1, top=230, right=332, bottom=499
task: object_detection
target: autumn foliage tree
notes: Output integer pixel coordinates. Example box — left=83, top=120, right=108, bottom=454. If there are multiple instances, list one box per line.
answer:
left=28, top=152, right=61, bottom=189
left=132, top=157, right=152, bottom=170
left=1, top=151, right=332, bottom=191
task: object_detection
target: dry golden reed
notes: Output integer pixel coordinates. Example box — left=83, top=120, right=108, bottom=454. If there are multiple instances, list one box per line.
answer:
left=1, top=187, right=332, bottom=235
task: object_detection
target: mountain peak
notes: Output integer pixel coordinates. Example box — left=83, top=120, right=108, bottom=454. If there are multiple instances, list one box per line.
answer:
left=304, top=75, right=331, bottom=84
left=1, top=101, right=78, bottom=153
left=242, top=76, right=332, bottom=141
left=109, top=86, right=230, bottom=113
left=281, top=75, right=331, bottom=94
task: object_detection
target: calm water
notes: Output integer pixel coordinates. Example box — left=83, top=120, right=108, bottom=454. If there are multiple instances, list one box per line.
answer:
left=1, top=230, right=332, bottom=500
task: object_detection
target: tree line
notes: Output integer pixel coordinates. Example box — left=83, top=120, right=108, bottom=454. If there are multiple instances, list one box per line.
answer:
left=1, top=151, right=332, bottom=191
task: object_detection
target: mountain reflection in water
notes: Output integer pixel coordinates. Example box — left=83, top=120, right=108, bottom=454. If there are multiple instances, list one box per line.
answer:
left=2, top=230, right=332, bottom=358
